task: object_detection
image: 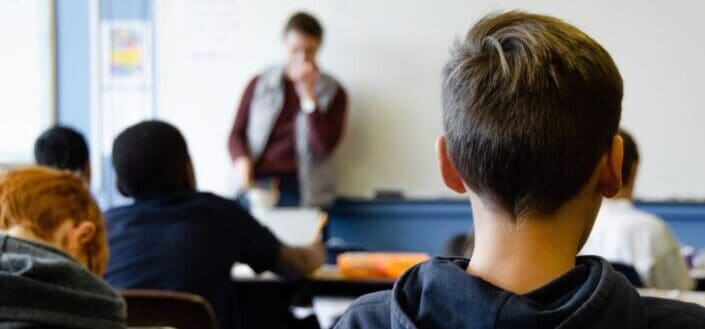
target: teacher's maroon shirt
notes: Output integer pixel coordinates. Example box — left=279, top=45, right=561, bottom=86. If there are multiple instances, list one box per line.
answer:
left=228, top=76, right=347, bottom=175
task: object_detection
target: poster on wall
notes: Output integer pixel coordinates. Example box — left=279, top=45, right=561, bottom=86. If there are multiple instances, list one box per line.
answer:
left=99, top=20, right=154, bottom=155
left=97, top=20, right=155, bottom=206
left=101, top=20, right=152, bottom=89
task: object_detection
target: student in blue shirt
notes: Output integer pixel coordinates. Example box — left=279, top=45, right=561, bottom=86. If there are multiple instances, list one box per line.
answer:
left=335, top=11, right=705, bottom=329
left=104, top=121, right=324, bottom=325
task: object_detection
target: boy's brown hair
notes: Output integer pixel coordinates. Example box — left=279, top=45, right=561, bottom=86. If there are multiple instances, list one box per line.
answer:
left=284, top=12, right=323, bottom=41
left=442, top=11, right=623, bottom=216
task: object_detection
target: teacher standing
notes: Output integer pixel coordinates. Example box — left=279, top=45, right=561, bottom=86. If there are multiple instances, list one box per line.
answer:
left=228, top=12, right=347, bottom=207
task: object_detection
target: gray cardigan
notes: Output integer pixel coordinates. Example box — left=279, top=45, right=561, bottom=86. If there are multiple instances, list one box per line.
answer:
left=0, top=234, right=126, bottom=329
left=246, top=65, right=341, bottom=207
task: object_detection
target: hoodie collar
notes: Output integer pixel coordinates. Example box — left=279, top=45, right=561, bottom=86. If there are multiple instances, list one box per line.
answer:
left=389, top=256, right=646, bottom=329
left=0, top=234, right=126, bottom=329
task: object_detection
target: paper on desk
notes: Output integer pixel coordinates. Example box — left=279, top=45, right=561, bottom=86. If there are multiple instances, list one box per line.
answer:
left=251, top=207, right=326, bottom=247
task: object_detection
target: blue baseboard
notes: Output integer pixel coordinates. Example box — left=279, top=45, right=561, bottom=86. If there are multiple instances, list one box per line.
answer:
left=327, top=199, right=705, bottom=256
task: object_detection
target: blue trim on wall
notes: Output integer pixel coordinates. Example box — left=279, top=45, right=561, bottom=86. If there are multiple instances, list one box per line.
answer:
left=100, top=0, right=152, bottom=20
left=328, top=199, right=473, bottom=256
left=55, top=0, right=91, bottom=140
left=327, top=199, right=705, bottom=256
left=55, top=0, right=154, bottom=141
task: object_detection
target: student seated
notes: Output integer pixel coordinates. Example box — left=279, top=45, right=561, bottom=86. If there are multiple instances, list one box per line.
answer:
left=104, top=120, right=324, bottom=324
left=335, top=11, right=705, bottom=329
left=0, top=167, right=125, bottom=329
left=34, top=126, right=91, bottom=185
left=443, top=231, right=474, bottom=258
left=580, top=129, right=694, bottom=290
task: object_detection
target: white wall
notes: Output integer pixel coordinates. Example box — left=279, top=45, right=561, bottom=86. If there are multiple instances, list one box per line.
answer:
left=154, top=0, right=705, bottom=200
left=0, top=0, right=53, bottom=164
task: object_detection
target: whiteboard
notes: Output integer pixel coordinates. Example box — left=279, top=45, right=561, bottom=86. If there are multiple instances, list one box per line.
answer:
left=0, top=0, right=54, bottom=164
left=154, top=0, right=705, bottom=201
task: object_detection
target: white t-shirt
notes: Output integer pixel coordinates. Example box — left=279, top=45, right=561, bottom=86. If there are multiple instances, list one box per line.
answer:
left=580, top=199, right=694, bottom=290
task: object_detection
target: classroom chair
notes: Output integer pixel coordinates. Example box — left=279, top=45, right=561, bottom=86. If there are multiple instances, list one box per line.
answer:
left=121, top=289, right=217, bottom=329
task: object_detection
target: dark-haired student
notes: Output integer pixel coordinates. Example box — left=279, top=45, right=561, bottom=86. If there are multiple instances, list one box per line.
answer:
left=104, top=120, right=324, bottom=326
left=443, top=231, right=474, bottom=259
left=228, top=12, right=347, bottom=207
left=580, top=129, right=694, bottom=290
left=34, top=126, right=91, bottom=185
left=335, top=11, right=705, bottom=329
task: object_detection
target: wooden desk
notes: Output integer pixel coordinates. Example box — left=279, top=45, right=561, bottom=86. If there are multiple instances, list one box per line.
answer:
left=228, top=265, right=393, bottom=329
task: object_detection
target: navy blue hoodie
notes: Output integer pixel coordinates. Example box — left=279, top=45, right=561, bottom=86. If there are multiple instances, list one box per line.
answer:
left=336, top=256, right=705, bottom=329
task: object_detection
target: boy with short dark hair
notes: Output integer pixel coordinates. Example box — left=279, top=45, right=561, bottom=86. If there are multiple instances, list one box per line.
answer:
left=105, top=120, right=324, bottom=325
left=335, top=11, right=705, bottom=328
left=34, top=126, right=91, bottom=184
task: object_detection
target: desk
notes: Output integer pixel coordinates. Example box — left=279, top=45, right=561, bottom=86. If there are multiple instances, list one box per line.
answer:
left=229, top=265, right=393, bottom=329
left=229, top=265, right=705, bottom=329
left=639, top=289, right=705, bottom=306
left=689, top=269, right=705, bottom=291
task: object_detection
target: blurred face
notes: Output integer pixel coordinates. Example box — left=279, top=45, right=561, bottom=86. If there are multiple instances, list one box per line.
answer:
left=284, top=30, right=320, bottom=67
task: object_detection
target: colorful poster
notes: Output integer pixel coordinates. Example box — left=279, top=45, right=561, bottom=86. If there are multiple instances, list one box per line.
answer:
left=110, top=26, right=143, bottom=76
left=101, top=21, right=152, bottom=88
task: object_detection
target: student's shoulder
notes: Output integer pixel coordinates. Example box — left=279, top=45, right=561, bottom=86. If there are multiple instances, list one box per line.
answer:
left=104, top=203, right=137, bottom=221
left=193, top=191, right=230, bottom=203
left=194, top=191, right=243, bottom=208
left=194, top=192, right=254, bottom=220
left=334, top=291, right=392, bottom=329
left=627, top=208, right=669, bottom=231
left=642, top=296, right=705, bottom=329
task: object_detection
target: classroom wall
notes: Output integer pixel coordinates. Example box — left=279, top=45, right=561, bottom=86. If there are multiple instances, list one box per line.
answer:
left=55, top=0, right=91, bottom=140
left=58, top=0, right=705, bottom=201
left=54, top=1, right=705, bottom=249
left=55, top=0, right=153, bottom=150
left=55, top=0, right=154, bottom=206
left=148, top=0, right=705, bottom=201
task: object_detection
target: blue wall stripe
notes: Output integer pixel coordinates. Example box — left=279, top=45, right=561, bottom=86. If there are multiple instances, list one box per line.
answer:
left=55, top=0, right=91, bottom=140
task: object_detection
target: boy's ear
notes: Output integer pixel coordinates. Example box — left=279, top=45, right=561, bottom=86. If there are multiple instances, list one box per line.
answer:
left=72, top=221, right=97, bottom=245
left=598, top=134, right=624, bottom=198
left=437, top=135, right=467, bottom=194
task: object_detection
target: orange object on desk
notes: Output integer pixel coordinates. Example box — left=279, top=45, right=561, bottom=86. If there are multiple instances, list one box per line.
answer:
left=337, top=252, right=430, bottom=280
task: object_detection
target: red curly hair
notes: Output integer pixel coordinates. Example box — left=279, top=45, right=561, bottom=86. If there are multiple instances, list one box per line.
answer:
left=0, top=166, right=108, bottom=275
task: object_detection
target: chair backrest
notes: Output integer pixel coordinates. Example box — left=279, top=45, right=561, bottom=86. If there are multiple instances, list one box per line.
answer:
left=610, top=263, right=644, bottom=288
left=121, top=289, right=217, bottom=329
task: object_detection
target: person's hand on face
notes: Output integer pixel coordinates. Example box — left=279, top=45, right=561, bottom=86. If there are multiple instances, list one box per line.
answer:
left=291, top=61, right=320, bottom=99
left=284, top=30, right=321, bottom=102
